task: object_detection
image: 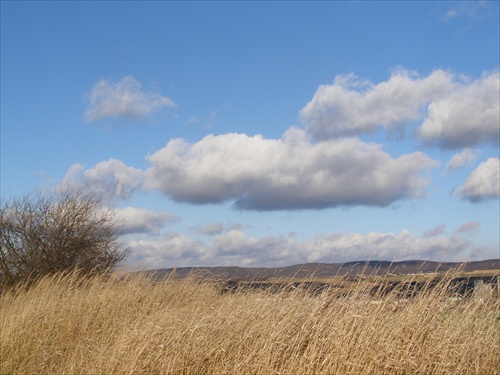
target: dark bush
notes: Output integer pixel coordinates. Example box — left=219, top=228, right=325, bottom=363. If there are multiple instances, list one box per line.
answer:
left=0, top=188, right=129, bottom=288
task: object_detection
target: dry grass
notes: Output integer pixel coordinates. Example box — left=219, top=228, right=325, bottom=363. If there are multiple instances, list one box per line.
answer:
left=1, top=270, right=499, bottom=375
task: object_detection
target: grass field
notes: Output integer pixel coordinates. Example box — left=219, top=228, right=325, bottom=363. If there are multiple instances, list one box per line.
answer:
left=1, top=269, right=499, bottom=375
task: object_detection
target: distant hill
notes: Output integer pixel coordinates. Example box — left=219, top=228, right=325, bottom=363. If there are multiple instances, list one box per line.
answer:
left=141, top=259, right=499, bottom=282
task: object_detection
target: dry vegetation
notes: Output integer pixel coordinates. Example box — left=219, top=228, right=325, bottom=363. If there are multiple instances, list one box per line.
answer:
left=1, top=269, right=499, bottom=375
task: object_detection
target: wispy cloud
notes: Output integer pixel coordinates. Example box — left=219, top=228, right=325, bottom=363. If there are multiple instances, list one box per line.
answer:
left=84, top=76, right=175, bottom=122
left=455, top=221, right=481, bottom=235
left=441, top=0, right=493, bottom=21
left=423, top=224, right=446, bottom=238
left=186, top=116, right=201, bottom=124
left=196, top=223, right=224, bottom=236
left=186, top=111, right=218, bottom=129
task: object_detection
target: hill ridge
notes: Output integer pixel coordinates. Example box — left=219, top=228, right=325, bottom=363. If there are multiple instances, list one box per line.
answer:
left=142, top=259, right=499, bottom=281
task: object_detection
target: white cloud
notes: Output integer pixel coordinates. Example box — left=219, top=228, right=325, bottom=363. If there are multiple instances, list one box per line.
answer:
left=124, top=228, right=490, bottom=269
left=300, top=69, right=454, bottom=140
left=300, top=69, right=499, bottom=149
left=144, top=128, right=437, bottom=210
left=126, top=233, right=209, bottom=268
left=115, top=206, right=178, bottom=235
left=84, top=76, right=175, bottom=122
left=453, top=158, right=500, bottom=202
left=62, top=159, right=143, bottom=201
left=63, top=128, right=435, bottom=211
left=445, top=149, right=478, bottom=174
left=304, top=230, right=476, bottom=264
left=209, top=230, right=304, bottom=266
left=418, top=70, right=499, bottom=149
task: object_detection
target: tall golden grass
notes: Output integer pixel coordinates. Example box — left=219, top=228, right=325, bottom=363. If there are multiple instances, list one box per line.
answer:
left=1, top=269, right=498, bottom=375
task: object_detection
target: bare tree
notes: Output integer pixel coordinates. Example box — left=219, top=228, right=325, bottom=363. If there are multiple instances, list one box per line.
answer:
left=0, top=188, right=129, bottom=288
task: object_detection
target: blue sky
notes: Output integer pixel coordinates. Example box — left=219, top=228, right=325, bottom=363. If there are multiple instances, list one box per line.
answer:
left=1, top=1, right=499, bottom=269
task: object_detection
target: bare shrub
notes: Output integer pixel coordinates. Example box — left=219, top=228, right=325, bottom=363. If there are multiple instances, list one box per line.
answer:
left=0, top=188, right=129, bottom=288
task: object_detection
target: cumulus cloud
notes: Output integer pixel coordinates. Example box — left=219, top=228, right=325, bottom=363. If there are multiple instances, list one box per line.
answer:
left=143, top=128, right=436, bottom=210
left=453, top=158, right=500, bottom=202
left=445, top=149, right=478, bottom=174
left=84, top=76, right=175, bottom=122
left=115, top=206, right=178, bottom=235
left=62, top=128, right=435, bottom=211
left=125, top=228, right=489, bottom=269
left=300, top=69, right=499, bottom=149
left=418, top=71, right=499, bottom=149
left=304, top=230, right=477, bottom=264
left=62, top=159, right=143, bottom=201
left=300, top=69, right=454, bottom=140
left=126, top=233, right=209, bottom=267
